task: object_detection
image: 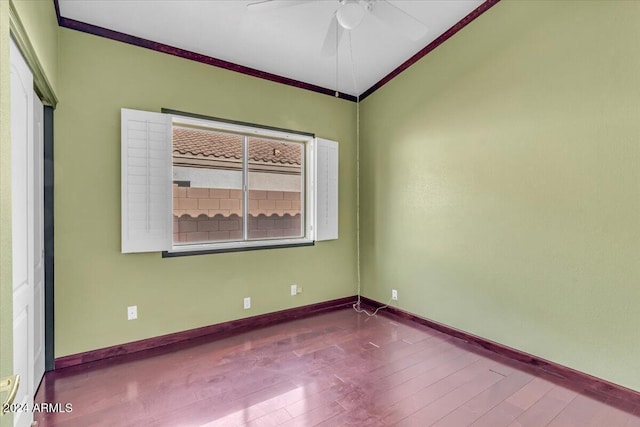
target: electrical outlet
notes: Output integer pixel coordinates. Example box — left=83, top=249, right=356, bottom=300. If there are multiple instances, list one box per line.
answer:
left=291, top=284, right=297, bottom=296
left=297, top=287, right=303, bottom=294
left=391, top=289, right=398, bottom=301
left=243, top=297, right=251, bottom=310
left=127, top=305, right=137, bottom=320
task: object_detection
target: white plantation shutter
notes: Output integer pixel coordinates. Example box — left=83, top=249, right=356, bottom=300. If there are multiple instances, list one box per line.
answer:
left=121, top=108, right=172, bottom=253
left=315, top=138, right=339, bottom=241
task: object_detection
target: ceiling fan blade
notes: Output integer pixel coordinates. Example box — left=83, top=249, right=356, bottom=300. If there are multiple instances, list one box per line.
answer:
left=247, top=0, right=315, bottom=13
left=321, top=14, right=344, bottom=57
left=369, top=0, right=428, bottom=41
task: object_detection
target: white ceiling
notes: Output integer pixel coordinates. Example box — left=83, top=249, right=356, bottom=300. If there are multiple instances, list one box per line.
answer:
left=58, top=0, right=484, bottom=98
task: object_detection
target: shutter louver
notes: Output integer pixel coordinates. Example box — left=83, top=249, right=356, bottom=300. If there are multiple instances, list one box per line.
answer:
left=315, top=138, right=339, bottom=241
left=121, top=109, right=172, bottom=253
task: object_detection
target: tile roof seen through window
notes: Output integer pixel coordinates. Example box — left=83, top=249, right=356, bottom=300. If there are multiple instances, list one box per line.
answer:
left=173, top=127, right=302, bottom=165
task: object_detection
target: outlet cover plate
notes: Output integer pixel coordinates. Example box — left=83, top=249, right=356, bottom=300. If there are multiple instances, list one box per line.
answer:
left=127, top=305, right=137, bottom=320
left=392, top=289, right=398, bottom=300
left=291, top=284, right=297, bottom=296
left=243, top=297, right=251, bottom=309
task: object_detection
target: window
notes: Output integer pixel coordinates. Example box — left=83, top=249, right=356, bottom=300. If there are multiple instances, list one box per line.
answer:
left=171, top=118, right=306, bottom=249
left=121, top=108, right=338, bottom=255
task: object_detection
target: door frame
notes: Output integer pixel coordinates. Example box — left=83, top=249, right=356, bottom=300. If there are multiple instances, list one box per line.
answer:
left=8, top=0, right=58, bottom=377
left=7, top=43, right=53, bottom=410
left=43, top=106, right=54, bottom=372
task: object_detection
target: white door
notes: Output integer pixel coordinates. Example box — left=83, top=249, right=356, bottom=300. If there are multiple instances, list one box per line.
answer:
left=10, top=38, right=35, bottom=427
left=33, top=94, right=45, bottom=393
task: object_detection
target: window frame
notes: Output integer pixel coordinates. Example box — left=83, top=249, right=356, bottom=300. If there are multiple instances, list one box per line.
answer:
left=164, top=109, right=316, bottom=255
left=121, top=107, right=338, bottom=256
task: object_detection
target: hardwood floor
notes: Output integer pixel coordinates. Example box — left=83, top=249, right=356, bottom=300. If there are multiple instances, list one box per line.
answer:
left=34, top=308, right=640, bottom=426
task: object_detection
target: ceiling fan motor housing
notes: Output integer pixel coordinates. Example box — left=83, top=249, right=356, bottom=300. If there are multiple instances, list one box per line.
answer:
left=337, top=0, right=367, bottom=30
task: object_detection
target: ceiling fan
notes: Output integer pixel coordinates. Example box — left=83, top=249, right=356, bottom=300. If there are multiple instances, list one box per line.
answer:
left=247, top=0, right=428, bottom=57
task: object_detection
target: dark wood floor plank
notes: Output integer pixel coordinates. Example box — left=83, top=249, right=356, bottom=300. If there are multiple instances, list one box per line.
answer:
left=241, top=407, right=292, bottom=427
left=279, top=401, right=345, bottom=427
left=337, top=342, right=468, bottom=401
left=315, top=406, right=387, bottom=427
left=380, top=356, right=497, bottom=424
left=432, top=369, right=535, bottom=427
left=504, top=376, right=556, bottom=410
left=284, top=380, right=356, bottom=418
left=626, top=410, right=640, bottom=427
left=585, top=404, right=636, bottom=427
left=469, top=400, right=525, bottom=427
left=35, top=308, right=640, bottom=427
left=373, top=351, right=481, bottom=411
left=506, top=385, right=576, bottom=427
left=375, top=333, right=453, bottom=364
left=152, top=380, right=301, bottom=426
left=546, top=393, right=614, bottom=427
left=393, top=369, right=504, bottom=426
left=365, top=335, right=455, bottom=381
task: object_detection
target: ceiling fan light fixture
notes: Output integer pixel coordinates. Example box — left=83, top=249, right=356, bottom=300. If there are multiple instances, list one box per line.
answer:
left=336, top=1, right=365, bottom=30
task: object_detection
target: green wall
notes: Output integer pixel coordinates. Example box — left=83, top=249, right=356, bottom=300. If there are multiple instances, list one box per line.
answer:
left=54, top=28, right=358, bottom=357
left=360, top=0, right=640, bottom=391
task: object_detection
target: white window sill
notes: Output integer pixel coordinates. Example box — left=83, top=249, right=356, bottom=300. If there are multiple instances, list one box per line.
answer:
left=162, top=238, right=314, bottom=257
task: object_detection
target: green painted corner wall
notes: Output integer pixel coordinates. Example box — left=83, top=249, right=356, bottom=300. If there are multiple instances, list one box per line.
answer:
left=359, top=0, right=640, bottom=391
left=54, top=28, right=358, bottom=357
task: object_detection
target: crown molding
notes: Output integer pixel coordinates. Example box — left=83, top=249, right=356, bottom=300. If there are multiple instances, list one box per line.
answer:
left=10, top=0, right=58, bottom=107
